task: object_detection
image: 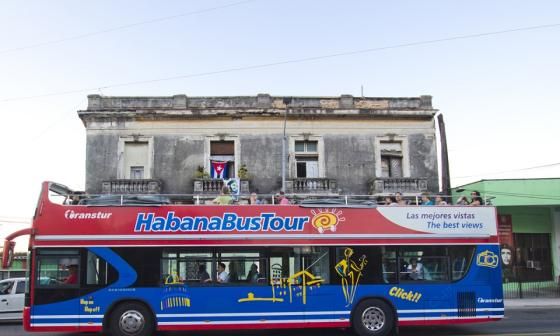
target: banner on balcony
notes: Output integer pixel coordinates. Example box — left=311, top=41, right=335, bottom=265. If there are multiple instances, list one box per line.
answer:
left=224, top=178, right=240, bottom=199
left=210, top=161, right=228, bottom=179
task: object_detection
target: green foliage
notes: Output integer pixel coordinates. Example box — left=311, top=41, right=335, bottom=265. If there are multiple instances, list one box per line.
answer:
left=238, top=164, right=249, bottom=179
left=195, top=165, right=210, bottom=179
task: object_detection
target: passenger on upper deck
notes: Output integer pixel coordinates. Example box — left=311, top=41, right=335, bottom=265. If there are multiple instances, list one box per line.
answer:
left=395, top=192, right=408, bottom=206
left=249, top=192, right=261, bottom=205
left=456, top=196, right=469, bottom=205
left=276, top=191, right=290, bottom=205
left=420, top=192, right=434, bottom=206
left=469, top=191, right=484, bottom=206
left=213, top=186, right=233, bottom=205
left=435, top=193, right=448, bottom=205
left=384, top=195, right=397, bottom=206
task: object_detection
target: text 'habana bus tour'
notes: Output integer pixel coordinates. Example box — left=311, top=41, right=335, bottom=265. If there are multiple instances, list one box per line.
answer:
left=134, top=212, right=310, bottom=232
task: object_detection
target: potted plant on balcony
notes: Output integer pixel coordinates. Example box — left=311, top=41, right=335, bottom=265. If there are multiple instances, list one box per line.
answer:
left=194, top=165, right=210, bottom=179
left=238, top=164, right=249, bottom=179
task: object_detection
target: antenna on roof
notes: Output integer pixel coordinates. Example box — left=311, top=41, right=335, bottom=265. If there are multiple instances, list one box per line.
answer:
left=361, top=85, right=364, bottom=98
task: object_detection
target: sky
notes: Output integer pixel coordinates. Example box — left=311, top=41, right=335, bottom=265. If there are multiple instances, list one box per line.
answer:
left=1, top=0, right=559, bottom=247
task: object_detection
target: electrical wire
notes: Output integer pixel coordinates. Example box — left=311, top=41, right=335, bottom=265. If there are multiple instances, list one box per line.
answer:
left=454, top=162, right=560, bottom=179
left=0, top=0, right=259, bottom=55
left=2, top=22, right=560, bottom=103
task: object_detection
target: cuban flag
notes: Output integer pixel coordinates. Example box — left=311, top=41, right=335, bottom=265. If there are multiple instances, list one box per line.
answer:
left=210, top=161, right=228, bottom=179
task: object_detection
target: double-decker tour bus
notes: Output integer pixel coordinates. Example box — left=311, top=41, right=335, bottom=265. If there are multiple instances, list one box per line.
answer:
left=2, top=182, right=503, bottom=336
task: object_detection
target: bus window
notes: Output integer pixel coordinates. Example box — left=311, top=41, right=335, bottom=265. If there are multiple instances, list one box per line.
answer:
left=161, top=250, right=213, bottom=284
left=36, top=250, right=80, bottom=287
left=449, top=246, right=475, bottom=281
left=220, top=250, right=265, bottom=284
left=269, top=247, right=330, bottom=285
left=400, top=246, right=449, bottom=282
left=335, top=246, right=396, bottom=284
left=86, top=251, right=117, bottom=286
left=299, top=247, right=330, bottom=284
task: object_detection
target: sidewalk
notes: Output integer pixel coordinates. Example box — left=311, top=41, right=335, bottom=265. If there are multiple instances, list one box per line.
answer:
left=505, top=298, right=560, bottom=309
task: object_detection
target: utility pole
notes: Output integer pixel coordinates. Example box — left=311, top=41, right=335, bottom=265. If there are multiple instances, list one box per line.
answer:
left=437, top=113, right=451, bottom=196
left=281, top=97, right=291, bottom=192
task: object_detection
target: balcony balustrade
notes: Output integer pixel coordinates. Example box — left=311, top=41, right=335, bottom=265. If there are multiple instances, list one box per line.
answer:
left=286, top=178, right=337, bottom=194
left=101, top=179, right=162, bottom=194
left=193, top=179, right=250, bottom=195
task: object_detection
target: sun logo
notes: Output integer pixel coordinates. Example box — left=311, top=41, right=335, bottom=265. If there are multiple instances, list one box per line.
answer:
left=310, top=209, right=345, bottom=233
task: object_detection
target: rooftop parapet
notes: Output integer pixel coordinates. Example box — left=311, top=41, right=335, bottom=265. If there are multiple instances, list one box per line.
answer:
left=80, top=94, right=436, bottom=120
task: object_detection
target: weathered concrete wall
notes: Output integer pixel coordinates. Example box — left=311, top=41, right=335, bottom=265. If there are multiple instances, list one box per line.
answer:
left=153, top=136, right=205, bottom=194
left=324, top=136, right=376, bottom=195
left=85, top=133, right=119, bottom=194
left=239, top=135, right=283, bottom=194
left=408, top=133, right=438, bottom=191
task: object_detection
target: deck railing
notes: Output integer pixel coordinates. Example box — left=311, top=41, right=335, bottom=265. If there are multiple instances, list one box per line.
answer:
left=369, top=177, right=428, bottom=194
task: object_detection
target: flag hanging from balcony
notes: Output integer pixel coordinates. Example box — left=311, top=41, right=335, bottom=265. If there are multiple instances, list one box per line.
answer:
left=210, top=160, right=228, bottom=179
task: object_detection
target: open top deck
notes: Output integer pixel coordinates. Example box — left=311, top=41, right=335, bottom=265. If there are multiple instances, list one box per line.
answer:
left=24, top=181, right=499, bottom=248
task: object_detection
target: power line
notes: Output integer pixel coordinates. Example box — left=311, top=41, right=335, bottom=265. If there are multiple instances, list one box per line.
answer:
left=2, top=22, right=560, bottom=103
left=0, top=0, right=259, bottom=55
left=454, top=162, right=560, bottom=179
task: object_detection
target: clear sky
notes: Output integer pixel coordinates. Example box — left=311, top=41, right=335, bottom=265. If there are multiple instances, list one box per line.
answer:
left=1, top=0, right=559, bottom=245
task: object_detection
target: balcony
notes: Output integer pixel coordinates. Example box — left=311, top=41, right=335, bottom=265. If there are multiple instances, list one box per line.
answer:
left=369, top=177, right=428, bottom=194
left=101, top=179, right=162, bottom=194
left=286, top=178, right=337, bottom=194
left=193, top=179, right=250, bottom=195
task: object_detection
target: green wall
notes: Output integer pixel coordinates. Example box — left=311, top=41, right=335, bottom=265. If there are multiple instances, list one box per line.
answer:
left=499, top=206, right=552, bottom=233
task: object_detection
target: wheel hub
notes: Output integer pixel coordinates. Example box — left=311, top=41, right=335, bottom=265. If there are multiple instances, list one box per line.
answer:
left=362, top=306, right=385, bottom=331
left=119, top=310, right=145, bottom=334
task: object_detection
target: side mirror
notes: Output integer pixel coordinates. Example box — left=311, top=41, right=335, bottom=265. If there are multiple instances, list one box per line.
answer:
left=2, top=240, right=15, bottom=269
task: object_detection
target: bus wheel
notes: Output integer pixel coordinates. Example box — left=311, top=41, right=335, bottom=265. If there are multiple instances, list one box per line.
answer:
left=352, top=298, right=394, bottom=336
left=109, top=302, right=154, bottom=336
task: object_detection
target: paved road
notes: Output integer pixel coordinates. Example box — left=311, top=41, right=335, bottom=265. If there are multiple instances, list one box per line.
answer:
left=2, top=307, right=559, bottom=336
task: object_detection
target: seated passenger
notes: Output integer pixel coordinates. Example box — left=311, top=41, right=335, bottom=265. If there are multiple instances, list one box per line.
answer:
left=198, top=264, right=211, bottom=283
left=216, top=262, right=229, bottom=283
left=246, top=264, right=261, bottom=283
left=64, top=264, right=79, bottom=284
left=228, top=262, right=239, bottom=282
left=407, top=259, right=424, bottom=280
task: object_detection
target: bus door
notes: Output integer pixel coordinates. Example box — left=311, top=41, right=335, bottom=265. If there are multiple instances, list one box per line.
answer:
left=298, top=247, right=335, bottom=323
left=33, top=249, right=81, bottom=330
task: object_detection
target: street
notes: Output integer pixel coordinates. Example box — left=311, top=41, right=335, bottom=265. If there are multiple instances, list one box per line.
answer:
left=1, top=307, right=559, bottom=336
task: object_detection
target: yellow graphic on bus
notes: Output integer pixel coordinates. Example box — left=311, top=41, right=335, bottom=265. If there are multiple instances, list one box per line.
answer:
left=335, top=247, right=367, bottom=306
left=161, top=274, right=191, bottom=311
left=238, top=264, right=324, bottom=305
left=476, top=250, right=499, bottom=268
left=311, top=209, right=345, bottom=233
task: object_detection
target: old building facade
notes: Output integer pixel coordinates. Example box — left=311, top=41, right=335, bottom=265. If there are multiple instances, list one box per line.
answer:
left=78, top=94, right=439, bottom=201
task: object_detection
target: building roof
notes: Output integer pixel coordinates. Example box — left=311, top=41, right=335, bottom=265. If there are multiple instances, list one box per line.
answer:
left=452, top=178, right=560, bottom=207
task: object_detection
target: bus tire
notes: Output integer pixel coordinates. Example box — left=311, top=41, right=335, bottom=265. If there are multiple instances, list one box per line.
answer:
left=352, top=298, right=395, bottom=336
left=108, top=302, right=154, bottom=336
